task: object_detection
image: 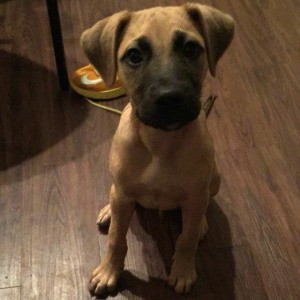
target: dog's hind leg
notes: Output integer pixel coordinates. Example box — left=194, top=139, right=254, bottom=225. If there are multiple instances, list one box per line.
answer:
left=97, top=204, right=111, bottom=227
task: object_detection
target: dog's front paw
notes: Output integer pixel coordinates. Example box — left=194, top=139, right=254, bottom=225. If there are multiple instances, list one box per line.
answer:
left=96, top=204, right=111, bottom=227
left=167, top=256, right=197, bottom=293
left=89, top=254, right=123, bottom=295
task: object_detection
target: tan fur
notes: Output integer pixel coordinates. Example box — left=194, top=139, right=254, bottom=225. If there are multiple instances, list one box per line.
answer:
left=82, top=3, right=234, bottom=295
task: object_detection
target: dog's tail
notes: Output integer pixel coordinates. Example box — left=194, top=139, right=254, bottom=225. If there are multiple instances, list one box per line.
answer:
left=203, top=95, right=217, bottom=118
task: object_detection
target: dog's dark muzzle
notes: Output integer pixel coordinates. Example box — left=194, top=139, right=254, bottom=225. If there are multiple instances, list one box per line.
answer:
left=136, top=91, right=201, bottom=131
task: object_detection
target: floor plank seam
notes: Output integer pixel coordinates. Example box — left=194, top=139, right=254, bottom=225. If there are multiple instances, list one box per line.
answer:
left=0, top=286, right=21, bottom=290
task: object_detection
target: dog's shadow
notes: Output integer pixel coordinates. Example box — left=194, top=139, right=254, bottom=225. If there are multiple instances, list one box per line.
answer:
left=97, top=198, right=235, bottom=299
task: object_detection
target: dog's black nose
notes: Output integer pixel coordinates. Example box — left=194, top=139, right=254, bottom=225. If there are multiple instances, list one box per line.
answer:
left=155, top=91, right=185, bottom=107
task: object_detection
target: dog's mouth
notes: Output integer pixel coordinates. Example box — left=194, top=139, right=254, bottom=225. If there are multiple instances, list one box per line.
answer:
left=163, top=123, right=183, bottom=131
left=140, top=119, right=184, bottom=131
left=136, top=106, right=201, bottom=131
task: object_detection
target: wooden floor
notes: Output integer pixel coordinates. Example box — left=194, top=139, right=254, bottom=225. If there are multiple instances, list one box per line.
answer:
left=0, top=0, right=299, bottom=299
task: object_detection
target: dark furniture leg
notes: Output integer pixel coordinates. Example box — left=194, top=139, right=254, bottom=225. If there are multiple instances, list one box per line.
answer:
left=46, top=0, right=69, bottom=90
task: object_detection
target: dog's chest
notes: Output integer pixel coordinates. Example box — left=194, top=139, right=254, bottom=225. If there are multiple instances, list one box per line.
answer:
left=111, top=111, right=211, bottom=210
left=138, top=157, right=188, bottom=209
left=117, top=154, right=198, bottom=210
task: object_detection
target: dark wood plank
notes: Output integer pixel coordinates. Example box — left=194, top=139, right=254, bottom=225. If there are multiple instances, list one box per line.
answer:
left=0, top=168, right=21, bottom=288
left=20, top=161, right=96, bottom=299
left=216, top=147, right=300, bottom=299
left=197, top=245, right=268, bottom=300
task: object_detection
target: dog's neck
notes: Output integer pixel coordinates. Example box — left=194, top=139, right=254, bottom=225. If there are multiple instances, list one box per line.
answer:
left=129, top=104, right=205, bottom=158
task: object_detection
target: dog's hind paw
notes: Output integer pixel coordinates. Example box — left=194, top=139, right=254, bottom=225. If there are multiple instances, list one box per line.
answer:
left=97, top=204, right=111, bottom=227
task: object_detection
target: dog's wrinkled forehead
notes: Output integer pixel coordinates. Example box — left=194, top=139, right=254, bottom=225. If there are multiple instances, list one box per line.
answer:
left=119, top=7, right=204, bottom=55
left=80, top=4, right=234, bottom=87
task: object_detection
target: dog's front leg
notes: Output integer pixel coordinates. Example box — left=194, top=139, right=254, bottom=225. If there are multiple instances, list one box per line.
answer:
left=89, top=184, right=135, bottom=295
left=168, top=190, right=209, bottom=293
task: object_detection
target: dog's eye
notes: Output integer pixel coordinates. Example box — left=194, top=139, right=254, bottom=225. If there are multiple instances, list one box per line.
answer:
left=183, top=41, right=202, bottom=60
left=126, top=48, right=143, bottom=66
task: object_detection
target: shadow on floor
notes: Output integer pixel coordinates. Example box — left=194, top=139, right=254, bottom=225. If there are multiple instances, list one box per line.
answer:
left=0, top=50, right=88, bottom=178
left=130, top=200, right=235, bottom=299
left=0, top=0, right=14, bottom=4
left=95, top=199, right=235, bottom=299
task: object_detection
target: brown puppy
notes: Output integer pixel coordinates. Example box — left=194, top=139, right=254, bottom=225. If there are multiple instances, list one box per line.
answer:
left=81, top=3, right=234, bottom=295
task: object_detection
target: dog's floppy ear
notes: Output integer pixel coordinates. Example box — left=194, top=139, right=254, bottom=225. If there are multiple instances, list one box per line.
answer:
left=80, top=11, right=131, bottom=87
left=184, top=3, right=234, bottom=76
